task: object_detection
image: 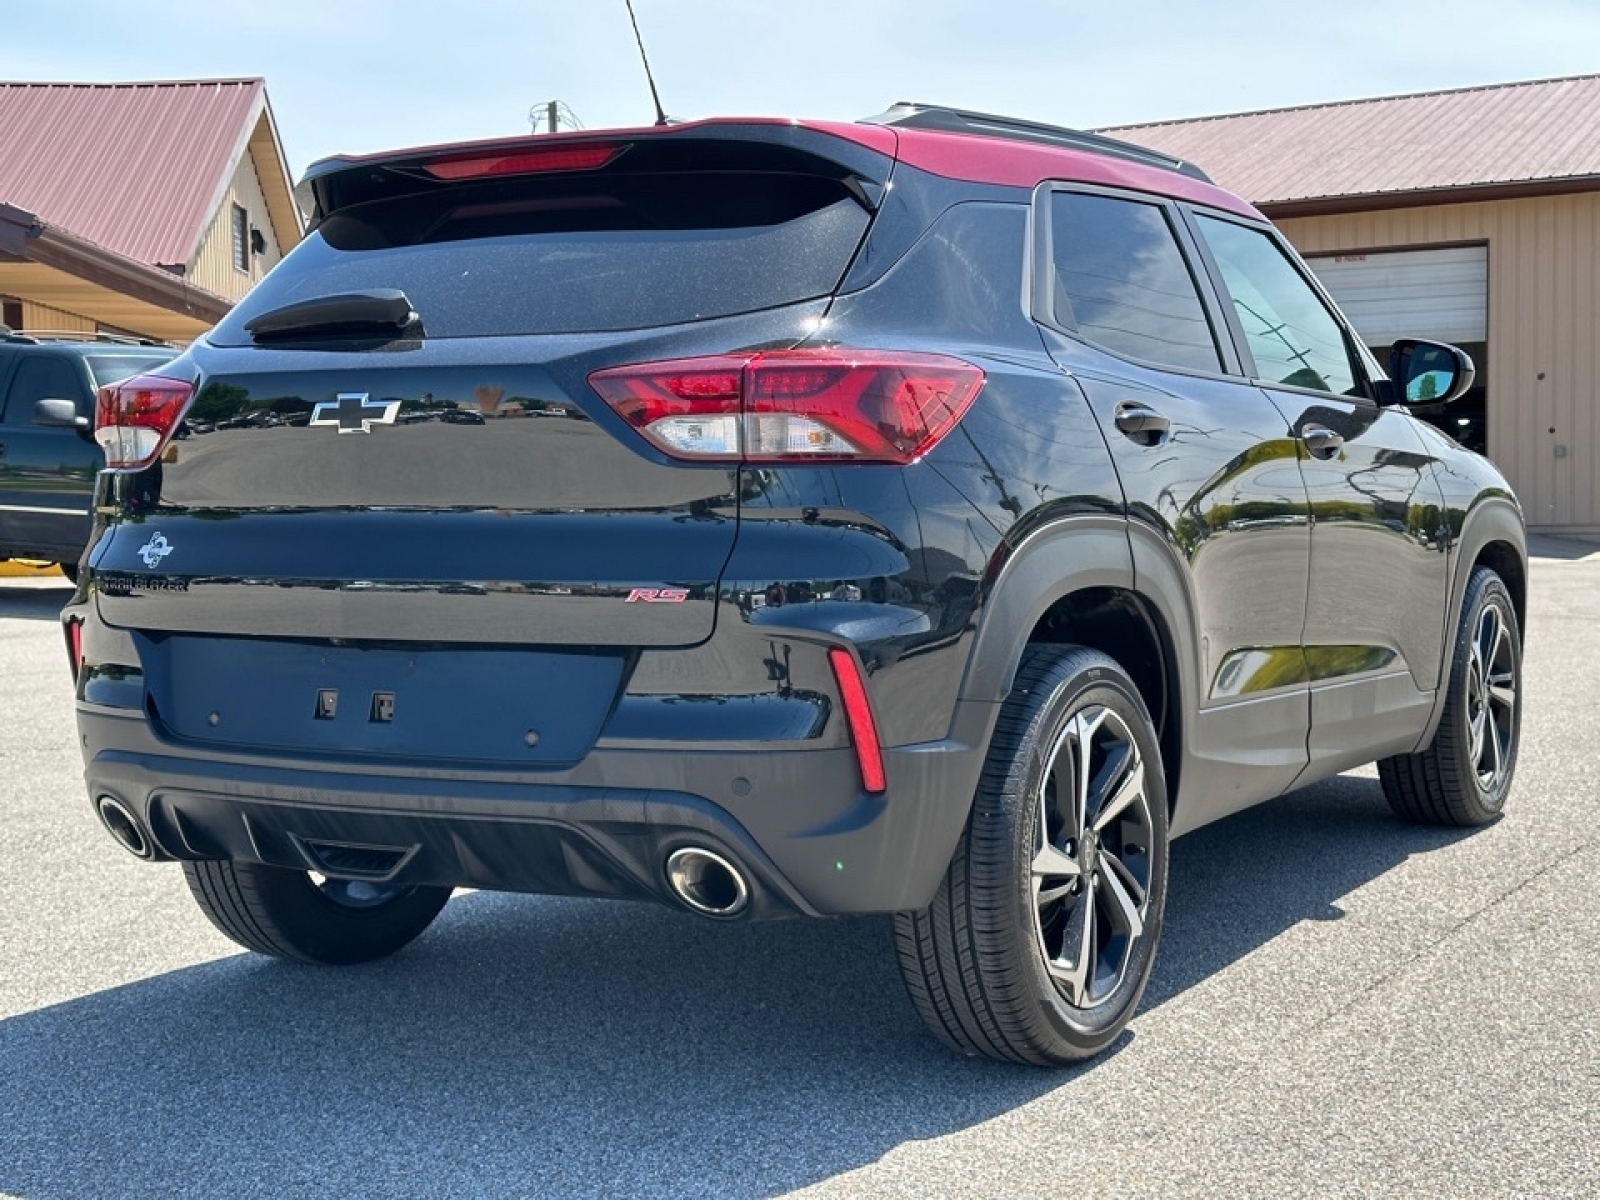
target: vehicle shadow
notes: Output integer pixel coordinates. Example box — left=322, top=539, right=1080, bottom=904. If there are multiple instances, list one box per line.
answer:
left=1147, top=772, right=1471, bottom=1008
left=0, top=581, right=74, bottom=622
left=0, top=775, right=1472, bottom=1199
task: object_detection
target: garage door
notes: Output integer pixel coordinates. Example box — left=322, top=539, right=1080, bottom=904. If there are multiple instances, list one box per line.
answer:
left=1305, top=245, right=1487, bottom=345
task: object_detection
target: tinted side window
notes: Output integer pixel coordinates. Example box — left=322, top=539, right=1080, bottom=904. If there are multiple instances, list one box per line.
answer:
left=1049, top=192, right=1220, bottom=372
left=1195, top=216, right=1361, bottom=397
left=2, top=356, right=87, bottom=424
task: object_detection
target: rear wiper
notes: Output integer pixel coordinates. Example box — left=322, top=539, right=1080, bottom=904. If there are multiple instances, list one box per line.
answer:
left=244, top=289, right=423, bottom=340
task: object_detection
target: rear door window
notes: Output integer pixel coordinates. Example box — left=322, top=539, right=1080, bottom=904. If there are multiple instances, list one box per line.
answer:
left=1048, top=191, right=1221, bottom=373
left=2, top=356, right=86, bottom=424
left=212, top=171, right=872, bottom=343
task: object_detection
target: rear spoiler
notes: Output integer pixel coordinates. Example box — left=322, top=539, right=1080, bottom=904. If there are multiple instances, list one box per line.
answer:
left=294, top=121, right=899, bottom=227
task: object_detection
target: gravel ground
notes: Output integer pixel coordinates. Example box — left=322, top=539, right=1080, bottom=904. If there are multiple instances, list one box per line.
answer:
left=1, top=536, right=1596, bottom=1198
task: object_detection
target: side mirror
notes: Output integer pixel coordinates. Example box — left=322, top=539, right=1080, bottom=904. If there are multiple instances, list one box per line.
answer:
left=1385, top=339, right=1475, bottom=407
left=33, top=397, right=90, bottom=429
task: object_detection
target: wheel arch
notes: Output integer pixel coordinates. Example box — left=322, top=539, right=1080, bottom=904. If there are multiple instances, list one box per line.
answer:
left=1409, top=494, right=1527, bottom=753
left=956, top=515, right=1197, bottom=816
left=1473, top=534, right=1526, bottom=641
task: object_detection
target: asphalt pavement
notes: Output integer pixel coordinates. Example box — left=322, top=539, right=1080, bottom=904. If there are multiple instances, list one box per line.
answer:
left=1, top=538, right=1597, bottom=1198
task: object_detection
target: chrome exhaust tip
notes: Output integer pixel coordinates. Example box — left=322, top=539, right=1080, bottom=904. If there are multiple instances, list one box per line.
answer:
left=96, top=795, right=154, bottom=860
left=665, top=846, right=751, bottom=918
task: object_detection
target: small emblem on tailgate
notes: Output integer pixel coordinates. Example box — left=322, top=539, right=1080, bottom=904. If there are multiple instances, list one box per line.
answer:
left=626, top=588, right=690, bottom=603
left=310, top=393, right=401, bottom=434
left=137, top=533, right=174, bottom=568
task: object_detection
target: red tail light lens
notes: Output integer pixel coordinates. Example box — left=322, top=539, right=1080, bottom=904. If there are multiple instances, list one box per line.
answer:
left=829, top=648, right=887, bottom=794
left=64, top=618, right=83, bottom=683
left=94, top=375, right=194, bottom=469
left=589, top=349, right=984, bottom=465
left=423, top=143, right=620, bottom=180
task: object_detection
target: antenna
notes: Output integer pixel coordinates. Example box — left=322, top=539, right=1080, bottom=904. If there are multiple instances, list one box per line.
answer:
left=624, top=0, right=669, bottom=126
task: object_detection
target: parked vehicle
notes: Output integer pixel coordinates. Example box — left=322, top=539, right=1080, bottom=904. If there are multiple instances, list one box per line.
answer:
left=64, top=105, right=1525, bottom=1064
left=0, top=332, right=172, bottom=579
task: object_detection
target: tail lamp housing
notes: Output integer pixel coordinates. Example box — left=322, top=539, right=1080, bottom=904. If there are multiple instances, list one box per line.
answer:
left=94, top=375, right=194, bottom=469
left=589, top=349, right=984, bottom=465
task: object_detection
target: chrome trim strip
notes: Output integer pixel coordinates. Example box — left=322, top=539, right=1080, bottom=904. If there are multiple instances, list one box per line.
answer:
left=0, top=502, right=86, bottom=515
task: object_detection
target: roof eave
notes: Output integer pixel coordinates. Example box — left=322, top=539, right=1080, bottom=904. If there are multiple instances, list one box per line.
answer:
left=1259, top=174, right=1600, bottom=219
left=251, top=91, right=305, bottom=247
left=5, top=210, right=231, bottom=325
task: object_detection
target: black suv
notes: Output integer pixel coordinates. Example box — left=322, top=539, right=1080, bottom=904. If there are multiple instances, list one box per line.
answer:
left=0, top=331, right=173, bottom=578
left=65, top=106, right=1526, bottom=1065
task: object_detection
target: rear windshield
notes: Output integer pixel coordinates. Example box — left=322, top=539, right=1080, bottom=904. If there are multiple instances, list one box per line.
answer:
left=211, top=172, right=871, bottom=343
left=87, top=354, right=174, bottom=387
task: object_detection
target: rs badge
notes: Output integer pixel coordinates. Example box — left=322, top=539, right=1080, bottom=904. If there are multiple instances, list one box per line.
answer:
left=626, top=588, right=690, bottom=603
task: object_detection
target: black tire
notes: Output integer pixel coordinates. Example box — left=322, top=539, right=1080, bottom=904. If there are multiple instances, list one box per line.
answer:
left=182, top=860, right=451, bottom=965
left=59, top=561, right=79, bottom=585
left=1379, top=566, right=1521, bottom=826
left=894, top=645, right=1169, bottom=1065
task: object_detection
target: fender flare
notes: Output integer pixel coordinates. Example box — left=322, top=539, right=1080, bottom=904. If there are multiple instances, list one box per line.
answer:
left=1410, top=495, right=1527, bottom=753
left=956, top=514, right=1135, bottom=705
left=952, top=514, right=1204, bottom=762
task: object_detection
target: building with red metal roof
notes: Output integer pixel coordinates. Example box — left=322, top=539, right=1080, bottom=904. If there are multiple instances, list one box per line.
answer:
left=1104, top=75, right=1600, bottom=535
left=0, top=78, right=300, bottom=343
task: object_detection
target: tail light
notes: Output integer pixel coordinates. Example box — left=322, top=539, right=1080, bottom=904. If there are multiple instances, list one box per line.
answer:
left=589, top=349, right=984, bottom=465
left=829, top=648, right=887, bottom=794
left=94, top=375, right=194, bottom=469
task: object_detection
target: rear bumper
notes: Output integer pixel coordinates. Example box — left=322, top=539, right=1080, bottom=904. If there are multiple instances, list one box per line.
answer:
left=78, top=704, right=991, bottom=916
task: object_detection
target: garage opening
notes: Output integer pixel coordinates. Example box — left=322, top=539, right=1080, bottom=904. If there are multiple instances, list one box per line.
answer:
left=1306, top=245, right=1488, bottom=455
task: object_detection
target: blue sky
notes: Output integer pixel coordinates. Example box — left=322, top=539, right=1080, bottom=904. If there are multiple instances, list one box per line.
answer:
left=4, top=0, right=1599, bottom=178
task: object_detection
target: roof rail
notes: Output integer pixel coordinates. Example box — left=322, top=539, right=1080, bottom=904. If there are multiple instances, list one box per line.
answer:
left=1, top=329, right=171, bottom=347
left=863, top=102, right=1213, bottom=183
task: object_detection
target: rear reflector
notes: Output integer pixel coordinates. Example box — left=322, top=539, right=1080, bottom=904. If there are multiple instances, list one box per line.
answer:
left=94, top=375, right=194, bottom=469
left=422, top=143, right=620, bottom=180
left=829, top=648, right=887, bottom=794
left=64, top=618, right=83, bottom=683
left=589, top=349, right=984, bottom=465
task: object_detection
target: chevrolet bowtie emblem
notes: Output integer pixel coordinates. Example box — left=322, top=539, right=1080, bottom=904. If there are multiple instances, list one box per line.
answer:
left=310, top=393, right=401, bottom=434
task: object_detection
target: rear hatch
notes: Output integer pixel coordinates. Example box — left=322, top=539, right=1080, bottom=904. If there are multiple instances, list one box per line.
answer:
left=87, top=124, right=896, bottom=763
left=93, top=124, right=895, bottom=649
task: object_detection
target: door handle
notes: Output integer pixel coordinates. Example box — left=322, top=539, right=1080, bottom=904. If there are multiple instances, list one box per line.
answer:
left=1113, top=402, right=1170, bottom=445
left=1299, top=423, right=1344, bottom=459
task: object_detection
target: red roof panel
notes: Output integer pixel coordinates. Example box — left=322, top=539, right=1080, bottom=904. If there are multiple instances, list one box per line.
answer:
left=0, top=79, right=265, bottom=266
left=1100, top=74, right=1600, bottom=207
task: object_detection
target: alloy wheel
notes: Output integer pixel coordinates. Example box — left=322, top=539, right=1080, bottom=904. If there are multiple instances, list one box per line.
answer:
left=1466, top=602, right=1517, bottom=791
left=1031, top=704, right=1155, bottom=1008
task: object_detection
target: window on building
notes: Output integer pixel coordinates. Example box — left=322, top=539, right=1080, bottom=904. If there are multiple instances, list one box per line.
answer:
left=231, top=204, right=250, bottom=272
left=1, top=297, right=22, bottom=332
left=1049, top=191, right=1221, bottom=373
left=1195, top=215, right=1361, bottom=397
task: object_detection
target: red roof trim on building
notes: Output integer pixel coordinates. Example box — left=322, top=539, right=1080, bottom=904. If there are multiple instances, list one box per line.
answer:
left=1100, top=73, right=1600, bottom=210
left=0, top=78, right=283, bottom=267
